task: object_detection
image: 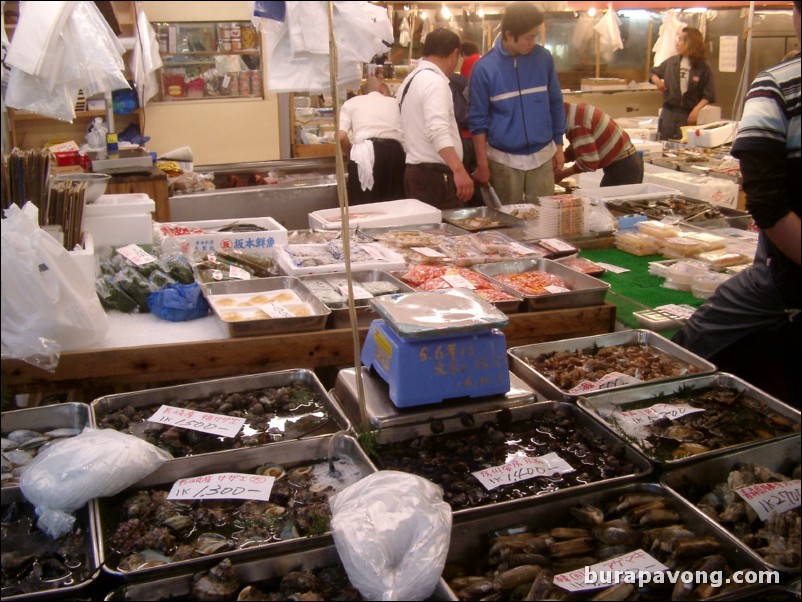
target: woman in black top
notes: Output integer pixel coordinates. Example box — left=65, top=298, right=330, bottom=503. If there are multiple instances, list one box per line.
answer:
left=650, top=27, right=716, bottom=140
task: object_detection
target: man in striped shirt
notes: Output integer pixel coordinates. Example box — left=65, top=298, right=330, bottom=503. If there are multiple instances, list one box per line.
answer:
left=556, top=102, right=644, bottom=187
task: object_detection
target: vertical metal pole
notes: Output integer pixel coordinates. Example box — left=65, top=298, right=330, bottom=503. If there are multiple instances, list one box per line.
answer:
left=645, top=18, right=654, bottom=81
left=736, top=1, right=755, bottom=121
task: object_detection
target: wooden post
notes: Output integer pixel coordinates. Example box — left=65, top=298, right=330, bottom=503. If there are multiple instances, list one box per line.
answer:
left=409, top=6, right=418, bottom=63
left=595, top=31, right=601, bottom=78
left=645, top=18, right=654, bottom=81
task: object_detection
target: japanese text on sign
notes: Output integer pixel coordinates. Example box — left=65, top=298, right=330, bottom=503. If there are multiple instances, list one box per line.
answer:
left=614, top=403, right=705, bottom=427
left=569, top=372, right=644, bottom=395
left=168, top=472, right=275, bottom=501
left=554, top=549, right=668, bottom=592
left=473, top=452, right=574, bottom=491
left=339, top=284, right=372, bottom=300
left=148, top=405, right=245, bottom=438
left=735, top=480, right=801, bottom=522
left=259, top=303, right=295, bottom=318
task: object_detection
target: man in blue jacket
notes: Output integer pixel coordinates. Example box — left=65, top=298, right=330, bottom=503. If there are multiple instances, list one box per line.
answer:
left=468, top=3, right=565, bottom=204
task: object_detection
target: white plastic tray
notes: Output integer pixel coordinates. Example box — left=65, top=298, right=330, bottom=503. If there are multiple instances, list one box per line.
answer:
left=308, top=199, right=441, bottom=230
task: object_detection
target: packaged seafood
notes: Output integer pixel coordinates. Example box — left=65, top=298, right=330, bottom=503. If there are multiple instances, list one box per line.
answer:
left=508, top=330, right=715, bottom=401
left=435, top=236, right=490, bottom=267
left=275, top=242, right=406, bottom=276
left=443, top=483, right=767, bottom=601
left=578, top=373, right=800, bottom=466
left=1, top=487, right=100, bottom=600
left=555, top=255, right=606, bottom=277
left=661, top=436, right=801, bottom=574
left=475, top=258, right=609, bottom=312
left=636, top=220, right=682, bottom=239
left=203, top=277, right=330, bottom=336
left=92, top=369, right=349, bottom=458
left=366, top=402, right=652, bottom=518
left=2, top=403, right=92, bottom=488
left=95, top=435, right=374, bottom=579
left=614, top=230, right=660, bottom=256
left=604, top=195, right=751, bottom=229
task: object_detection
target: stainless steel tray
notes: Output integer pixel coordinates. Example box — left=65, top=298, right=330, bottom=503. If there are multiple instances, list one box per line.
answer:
left=661, top=435, right=801, bottom=575
left=361, top=222, right=468, bottom=240
left=605, top=195, right=751, bottom=229
left=95, top=435, right=374, bottom=580
left=367, top=401, right=652, bottom=519
left=2, top=402, right=93, bottom=488
left=442, top=207, right=522, bottom=231
left=474, top=258, right=609, bottom=312
left=104, top=541, right=456, bottom=601
left=331, top=367, right=541, bottom=430
left=1, top=487, right=101, bottom=601
left=578, top=373, right=801, bottom=467
left=443, top=482, right=768, bottom=601
left=203, top=276, right=330, bottom=337
left=299, top=270, right=415, bottom=329
left=508, top=329, right=717, bottom=401
left=91, top=369, right=349, bottom=458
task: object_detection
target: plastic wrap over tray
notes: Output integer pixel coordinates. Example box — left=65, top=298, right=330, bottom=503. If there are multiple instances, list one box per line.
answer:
left=508, top=329, right=716, bottom=401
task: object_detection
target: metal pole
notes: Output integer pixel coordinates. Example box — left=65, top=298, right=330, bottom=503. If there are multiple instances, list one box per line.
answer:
left=736, top=1, right=755, bottom=121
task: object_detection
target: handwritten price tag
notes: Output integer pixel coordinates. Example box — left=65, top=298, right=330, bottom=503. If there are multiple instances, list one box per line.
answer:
left=117, top=244, right=157, bottom=266
left=168, top=472, right=274, bottom=501
left=441, top=274, right=476, bottom=290
left=473, top=452, right=574, bottom=491
left=545, top=284, right=571, bottom=294
left=735, top=480, right=801, bottom=521
left=362, top=244, right=385, bottom=260
left=554, top=549, right=668, bottom=592
left=595, top=262, right=630, bottom=274
left=228, top=266, right=251, bottom=280
left=569, top=372, right=644, bottom=395
left=509, top=242, right=540, bottom=256
left=412, top=246, right=447, bottom=258
left=148, top=405, right=245, bottom=438
left=540, top=238, right=576, bottom=253
left=339, top=284, right=373, bottom=300
left=655, top=304, right=696, bottom=320
left=615, top=403, right=705, bottom=425
left=259, top=303, right=295, bottom=318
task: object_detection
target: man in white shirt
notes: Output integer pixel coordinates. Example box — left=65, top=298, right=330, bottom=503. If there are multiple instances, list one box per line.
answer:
left=398, top=28, right=474, bottom=210
left=338, top=77, right=406, bottom=204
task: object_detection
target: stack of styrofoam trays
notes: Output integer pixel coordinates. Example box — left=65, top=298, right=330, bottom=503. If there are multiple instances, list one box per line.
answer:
left=537, top=194, right=586, bottom=238
left=662, top=259, right=710, bottom=291
left=691, top=271, right=731, bottom=299
left=614, top=230, right=660, bottom=256
left=636, top=220, right=681, bottom=240
left=659, top=235, right=708, bottom=259
left=696, top=249, right=752, bottom=271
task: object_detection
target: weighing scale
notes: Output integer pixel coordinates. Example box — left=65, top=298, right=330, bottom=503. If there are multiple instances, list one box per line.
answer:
left=360, top=289, right=511, bottom=407
left=89, top=148, right=154, bottom=175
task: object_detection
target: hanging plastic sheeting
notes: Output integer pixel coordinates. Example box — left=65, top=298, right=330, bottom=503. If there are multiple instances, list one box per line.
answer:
left=5, top=1, right=129, bottom=122
left=399, top=12, right=411, bottom=48
left=253, top=1, right=393, bottom=94
left=571, top=13, right=596, bottom=62
left=652, top=9, right=687, bottom=67
left=594, top=5, right=624, bottom=63
left=130, top=4, right=163, bottom=107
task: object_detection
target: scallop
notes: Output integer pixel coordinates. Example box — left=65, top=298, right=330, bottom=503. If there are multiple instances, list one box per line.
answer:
left=194, top=532, right=231, bottom=555
left=118, top=550, right=173, bottom=572
left=1, top=438, right=17, bottom=451
left=3, top=450, right=34, bottom=467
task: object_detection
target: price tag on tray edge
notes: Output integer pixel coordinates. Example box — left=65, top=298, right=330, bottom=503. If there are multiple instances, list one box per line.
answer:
left=168, top=472, right=274, bottom=501
left=148, top=404, right=245, bottom=438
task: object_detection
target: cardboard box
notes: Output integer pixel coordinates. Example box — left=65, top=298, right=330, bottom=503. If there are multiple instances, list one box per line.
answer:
left=155, top=216, right=288, bottom=256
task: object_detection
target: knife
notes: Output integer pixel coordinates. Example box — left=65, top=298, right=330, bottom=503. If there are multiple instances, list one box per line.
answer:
left=480, top=185, right=503, bottom=210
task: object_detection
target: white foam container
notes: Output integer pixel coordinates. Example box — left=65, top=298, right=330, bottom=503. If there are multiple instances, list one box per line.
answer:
left=68, top=232, right=96, bottom=285
left=644, top=171, right=740, bottom=208
left=308, top=199, right=441, bottom=230
left=155, top=216, right=288, bottom=256
left=686, top=120, right=739, bottom=148
left=631, top=138, right=664, bottom=159
left=577, top=183, right=680, bottom=202
left=82, top=193, right=155, bottom=247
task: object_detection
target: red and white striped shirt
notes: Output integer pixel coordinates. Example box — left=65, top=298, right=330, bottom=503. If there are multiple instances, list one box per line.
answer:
left=564, top=102, right=636, bottom=172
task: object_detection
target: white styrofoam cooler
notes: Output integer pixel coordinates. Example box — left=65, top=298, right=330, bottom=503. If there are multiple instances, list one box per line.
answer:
left=82, top=193, right=155, bottom=247
left=685, top=120, right=739, bottom=148
left=154, top=216, right=288, bottom=256
left=68, top=232, right=96, bottom=285
left=644, top=171, right=740, bottom=208
left=308, top=199, right=441, bottom=230
left=578, top=183, right=681, bottom=202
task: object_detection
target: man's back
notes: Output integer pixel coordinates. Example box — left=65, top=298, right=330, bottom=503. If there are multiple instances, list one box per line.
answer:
left=340, top=92, right=403, bottom=143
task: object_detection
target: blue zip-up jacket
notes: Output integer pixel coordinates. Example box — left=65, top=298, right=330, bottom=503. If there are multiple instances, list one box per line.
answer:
left=468, top=36, right=565, bottom=155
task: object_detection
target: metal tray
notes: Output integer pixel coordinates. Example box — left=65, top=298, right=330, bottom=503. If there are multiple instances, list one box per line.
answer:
left=2, top=402, right=93, bottom=489
left=104, top=541, right=456, bottom=601
left=91, top=370, right=350, bottom=458
left=203, top=276, right=330, bottom=337
left=1, top=488, right=101, bottom=601
left=95, top=435, right=374, bottom=580
left=442, top=207, right=522, bottom=231
left=508, top=330, right=717, bottom=401
left=577, top=373, right=801, bottom=467
left=661, top=435, right=801, bottom=575
left=605, top=195, right=751, bottom=229
left=443, top=482, right=768, bottom=601
left=474, top=258, right=610, bottom=312
left=361, top=222, right=468, bottom=240
left=331, top=367, right=541, bottom=430
left=299, top=270, right=415, bottom=329
left=367, top=401, right=652, bottom=520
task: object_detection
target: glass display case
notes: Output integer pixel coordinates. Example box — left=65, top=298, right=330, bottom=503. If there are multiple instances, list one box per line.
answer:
left=151, top=21, right=263, bottom=101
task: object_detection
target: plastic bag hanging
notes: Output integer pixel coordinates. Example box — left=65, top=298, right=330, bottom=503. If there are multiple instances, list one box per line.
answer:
left=652, top=9, right=686, bottom=67
left=594, top=5, right=624, bottom=63
left=399, top=13, right=411, bottom=48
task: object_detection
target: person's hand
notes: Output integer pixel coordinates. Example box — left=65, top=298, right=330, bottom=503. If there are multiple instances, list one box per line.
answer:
left=471, top=163, right=491, bottom=186
left=688, top=108, right=700, bottom=125
left=554, top=168, right=572, bottom=182
left=653, top=77, right=667, bottom=92
left=552, top=146, right=565, bottom=174
left=453, top=166, right=475, bottom=203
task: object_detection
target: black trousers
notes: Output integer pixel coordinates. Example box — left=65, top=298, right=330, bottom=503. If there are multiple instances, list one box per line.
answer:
left=600, top=152, right=644, bottom=187
left=403, top=163, right=462, bottom=210
left=346, top=138, right=406, bottom=205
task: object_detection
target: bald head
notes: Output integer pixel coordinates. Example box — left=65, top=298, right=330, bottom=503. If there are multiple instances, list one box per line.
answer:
left=362, top=77, right=383, bottom=94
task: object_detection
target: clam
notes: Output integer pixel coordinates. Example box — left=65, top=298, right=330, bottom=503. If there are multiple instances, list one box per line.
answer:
left=7, top=429, right=43, bottom=443
left=118, top=550, right=172, bottom=572
left=194, top=532, right=231, bottom=555
left=1, top=438, right=17, bottom=451
left=192, top=558, right=240, bottom=602
left=3, top=450, right=34, bottom=467
left=16, top=437, right=50, bottom=451
left=45, top=428, right=81, bottom=438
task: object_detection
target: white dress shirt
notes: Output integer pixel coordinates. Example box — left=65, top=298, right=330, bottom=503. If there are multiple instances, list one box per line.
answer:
left=339, top=91, right=404, bottom=144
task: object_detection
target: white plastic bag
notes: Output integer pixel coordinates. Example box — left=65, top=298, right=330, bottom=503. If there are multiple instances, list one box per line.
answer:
left=19, top=428, right=172, bottom=539
left=330, top=471, right=452, bottom=601
left=587, top=198, right=618, bottom=233
left=1, top=203, right=109, bottom=369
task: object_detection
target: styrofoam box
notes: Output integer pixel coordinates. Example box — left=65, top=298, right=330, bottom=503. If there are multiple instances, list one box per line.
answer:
left=615, top=116, right=659, bottom=131
left=696, top=104, right=722, bottom=125
left=83, top=193, right=155, bottom=247
left=686, top=120, right=739, bottom=148
left=155, top=217, right=288, bottom=256
left=631, top=138, right=664, bottom=159
left=623, top=128, right=655, bottom=141
left=308, top=199, right=441, bottom=230
left=68, top=232, right=96, bottom=286
left=644, top=171, right=739, bottom=208
left=578, top=183, right=680, bottom=202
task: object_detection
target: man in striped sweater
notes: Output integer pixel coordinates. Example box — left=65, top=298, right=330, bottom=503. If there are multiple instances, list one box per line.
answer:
left=555, top=102, right=644, bottom=187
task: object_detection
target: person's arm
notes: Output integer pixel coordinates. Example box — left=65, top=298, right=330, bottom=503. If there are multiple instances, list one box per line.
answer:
left=439, top=146, right=474, bottom=202
left=650, top=61, right=668, bottom=92
left=689, top=64, right=716, bottom=124
left=687, top=98, right=709, bottom=125
left=472, top=132, right=491, bottom=186
left=337, top=130, right=351, bottom=156
left=552, top=145, right=565, bottom=174
left=468, top=63, right=491, bottom=185
left=765, top=212, right=801, bottom=266
left=547, top=52, right=566, bottom=173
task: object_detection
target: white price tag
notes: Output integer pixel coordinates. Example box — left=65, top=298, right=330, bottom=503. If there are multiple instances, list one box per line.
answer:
left=412, top=246, right=447, bottom=258
left=735, top=480, right=801, bottom=522
left=611, top=403, right=705, bottom=440
left=259, top=302, right=295, bottom=318
left=441, top=274, right=476, bottom=289
left=362, top=244, right=385, bottom=260
left=229, top=266, right=251, bottom=280
left=554, top=549, right=668, bottom=592
left=473, top=452, right=574, bottom=491
left=222, top=74, right=232, bottom=89
left=655, top=304, right=696, bottom=320
left=509, top=242, right=539, bottom=256
left=569, top=372, right=644, bottom=395
left=207, top=254, right=217, bottom=262
left=545, top=285, right=571, bottom=294
left=339, top=284, right=373, bottom=300
left=595, top=262, right=630, bottom=274
left=211, top=269, right=223, bottom=281
left=117, top=244, right=157, bottom=266
left=148, top=405, right=245, bottom=438
left=168, top=472, right=274, bottom=501
left=540, top=238, right=576, bottom=253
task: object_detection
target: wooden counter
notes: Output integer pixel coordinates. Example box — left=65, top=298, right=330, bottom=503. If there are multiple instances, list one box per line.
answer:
left=106, top=166, right=171, bottom=222
left=1, top=304, right=615, bottom=395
